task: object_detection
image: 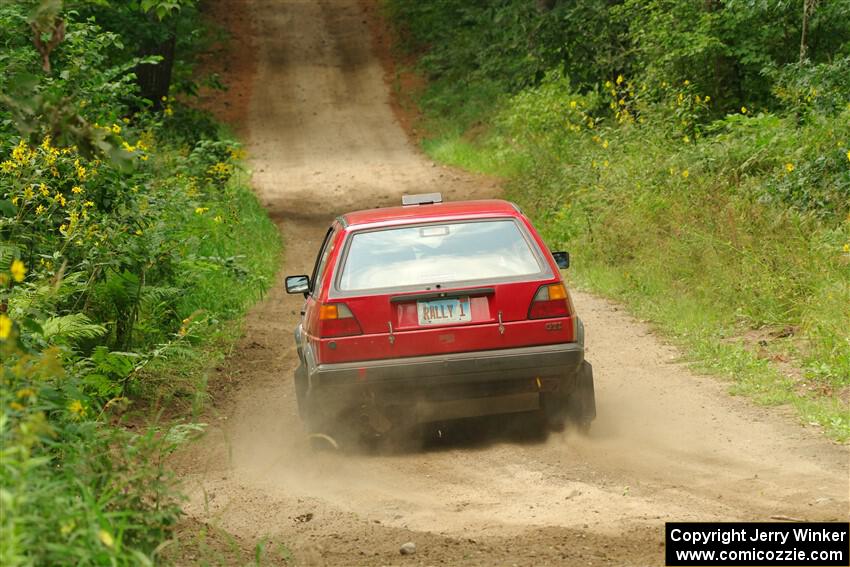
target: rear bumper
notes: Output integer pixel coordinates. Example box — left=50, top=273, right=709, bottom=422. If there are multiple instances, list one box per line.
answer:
left=306, top=342, right=584, bottom=421
left=311, top=342, right=584, bottom=386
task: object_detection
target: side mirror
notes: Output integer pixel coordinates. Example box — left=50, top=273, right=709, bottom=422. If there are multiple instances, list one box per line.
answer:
left=285, top=275, right=310, bottom=295
left=552, top=251, right=570, bottom=269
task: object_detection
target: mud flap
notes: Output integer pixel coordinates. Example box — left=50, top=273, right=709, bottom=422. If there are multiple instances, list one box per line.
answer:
left=542, top=360, right=596, bottom=432
left=294, top=363, right=309, bottom=422
left=566, top=361, right=596, bottom=431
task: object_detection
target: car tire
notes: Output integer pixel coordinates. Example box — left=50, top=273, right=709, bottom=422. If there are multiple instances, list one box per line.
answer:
left=541, top=391, right=567, bottom=432
left=565, top=360, right=596, bottom=433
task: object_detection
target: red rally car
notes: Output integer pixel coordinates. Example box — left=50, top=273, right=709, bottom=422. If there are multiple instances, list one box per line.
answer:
left=285, top=193, right=595, bottom=440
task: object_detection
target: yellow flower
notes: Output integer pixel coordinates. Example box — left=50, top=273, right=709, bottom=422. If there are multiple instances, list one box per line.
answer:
left=208, top=162, right=233, bottom=177
left=164, top=106, right=173, bottom=117
left=785, top=162, right=794, bottom=173
left=214, top=215, right=223, bottom=223
left=0, top=160, right=16, bottom=173
left=12, top=140, right=30, bottom=164
left=683, top=80, right=690, bottom=86
left=74, top=159, right=87, bottom=180
left=39, top=183, right=49, bottom=197
left=35, top=205, right=45, bottom=215
left=682, top=169, right=689, bottom=179
left=195, top=207, right=209, bottom=214
left=111, top=123, right=121, bottom=134
left=84, top=201, right=94, bottom=208
left=616, top=74, right=624, bottom=85
left=569, top=100, right=577, bottom=109
left=741, top=106, right=748, bottom=114
left=604, top=80, right=612, bottom=88
left=68, top=399, right=85, bottom=418
left=23, top=186, right=34, bottom=200
left=16, top=388, right=35, bottom=399
left=98, top=529, right=114, bottom=548
left=72, top=186, right=84, bottom=194
left=0, top=314, right=12, bottom=340
left=10, top=401, right=24, bottom=411
left=843, top=243, right=850, bottom=253
left=11, top=259, right=26, bottom=282
left=846, top=150, right=850, bottom=162
left=683, top=135, right=691, bottom=144
left=602, top=140, right=609, bottom=149
left=704, top=95, right=711, bottom=103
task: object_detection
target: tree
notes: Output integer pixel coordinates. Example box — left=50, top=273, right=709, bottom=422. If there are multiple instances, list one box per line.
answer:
left=799, top=0, right=818, bottom=62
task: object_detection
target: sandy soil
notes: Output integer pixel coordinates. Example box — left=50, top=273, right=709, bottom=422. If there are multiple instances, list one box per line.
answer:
left=173, top=1, right=849, bottom=565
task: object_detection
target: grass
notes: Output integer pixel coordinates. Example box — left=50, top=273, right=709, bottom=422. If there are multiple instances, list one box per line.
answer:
left=137, top=165, right=281, bottom=413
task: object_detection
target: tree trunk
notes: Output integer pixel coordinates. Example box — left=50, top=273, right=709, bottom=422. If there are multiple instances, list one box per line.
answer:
left=135, top=33, right=176, bottom=108
left=799, top=0, right=817, bottom=63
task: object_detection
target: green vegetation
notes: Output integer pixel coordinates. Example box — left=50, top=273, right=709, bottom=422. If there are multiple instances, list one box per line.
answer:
left=1, top=1, right=279, bottom=563
left=386, top=0, right=850, bottom=440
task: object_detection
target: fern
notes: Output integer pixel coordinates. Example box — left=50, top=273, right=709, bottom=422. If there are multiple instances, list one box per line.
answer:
left=41, top=313, right=107, bottom=344
left=140, top=285, right=182, bottom=311
left=8, top=271, right=88, bottom=314
left=0, top=243, right=19, bottom=271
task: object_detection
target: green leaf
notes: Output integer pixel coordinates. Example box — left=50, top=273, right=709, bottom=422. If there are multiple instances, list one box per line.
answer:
left=0, top=200, right=17, bottom=217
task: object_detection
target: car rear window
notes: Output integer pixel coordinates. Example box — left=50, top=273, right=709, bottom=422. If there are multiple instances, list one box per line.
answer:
left=337, top=219, right=545, bottom=291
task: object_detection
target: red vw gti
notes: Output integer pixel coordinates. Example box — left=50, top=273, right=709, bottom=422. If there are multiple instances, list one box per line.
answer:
left=286, top=194, right=595, bottom=441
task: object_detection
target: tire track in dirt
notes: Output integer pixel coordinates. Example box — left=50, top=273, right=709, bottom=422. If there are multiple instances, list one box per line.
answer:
left=174, top=1, right=849, bottom=565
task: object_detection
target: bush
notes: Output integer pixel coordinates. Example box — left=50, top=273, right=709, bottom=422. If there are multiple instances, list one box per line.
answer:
left=1, top=1, right=280, bottom=563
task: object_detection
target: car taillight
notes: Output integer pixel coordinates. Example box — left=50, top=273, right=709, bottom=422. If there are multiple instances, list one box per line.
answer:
left=318, top=303, right=362, bottom=337
left=529, top=283, right=571, bottom=319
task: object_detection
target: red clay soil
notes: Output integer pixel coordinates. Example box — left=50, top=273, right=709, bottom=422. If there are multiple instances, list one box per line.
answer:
left=359, top=0, right=428, bottom=141
left=194, top=0, right=257, bottom=134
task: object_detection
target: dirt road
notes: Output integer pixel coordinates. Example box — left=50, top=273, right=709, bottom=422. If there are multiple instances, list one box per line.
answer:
left=175, top=1, right=849, bottom=564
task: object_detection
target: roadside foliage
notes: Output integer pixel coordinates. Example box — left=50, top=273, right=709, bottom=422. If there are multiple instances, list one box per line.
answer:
left=386, top=0, right=850, bottom=440
left=1, top=0, right=279, bottom=563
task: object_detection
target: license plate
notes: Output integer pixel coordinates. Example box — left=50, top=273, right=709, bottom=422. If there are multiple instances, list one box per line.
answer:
left=417, top=297, right=471, bottom=326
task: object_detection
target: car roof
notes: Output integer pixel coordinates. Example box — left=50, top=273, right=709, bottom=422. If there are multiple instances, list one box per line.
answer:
left=340, top=199, right=521, bottom=229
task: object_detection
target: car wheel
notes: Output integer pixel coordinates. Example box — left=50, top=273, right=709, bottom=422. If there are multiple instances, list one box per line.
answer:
left=565, top=360, right=596, bottom=433
left=541, top=391, right=567, bottom=432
